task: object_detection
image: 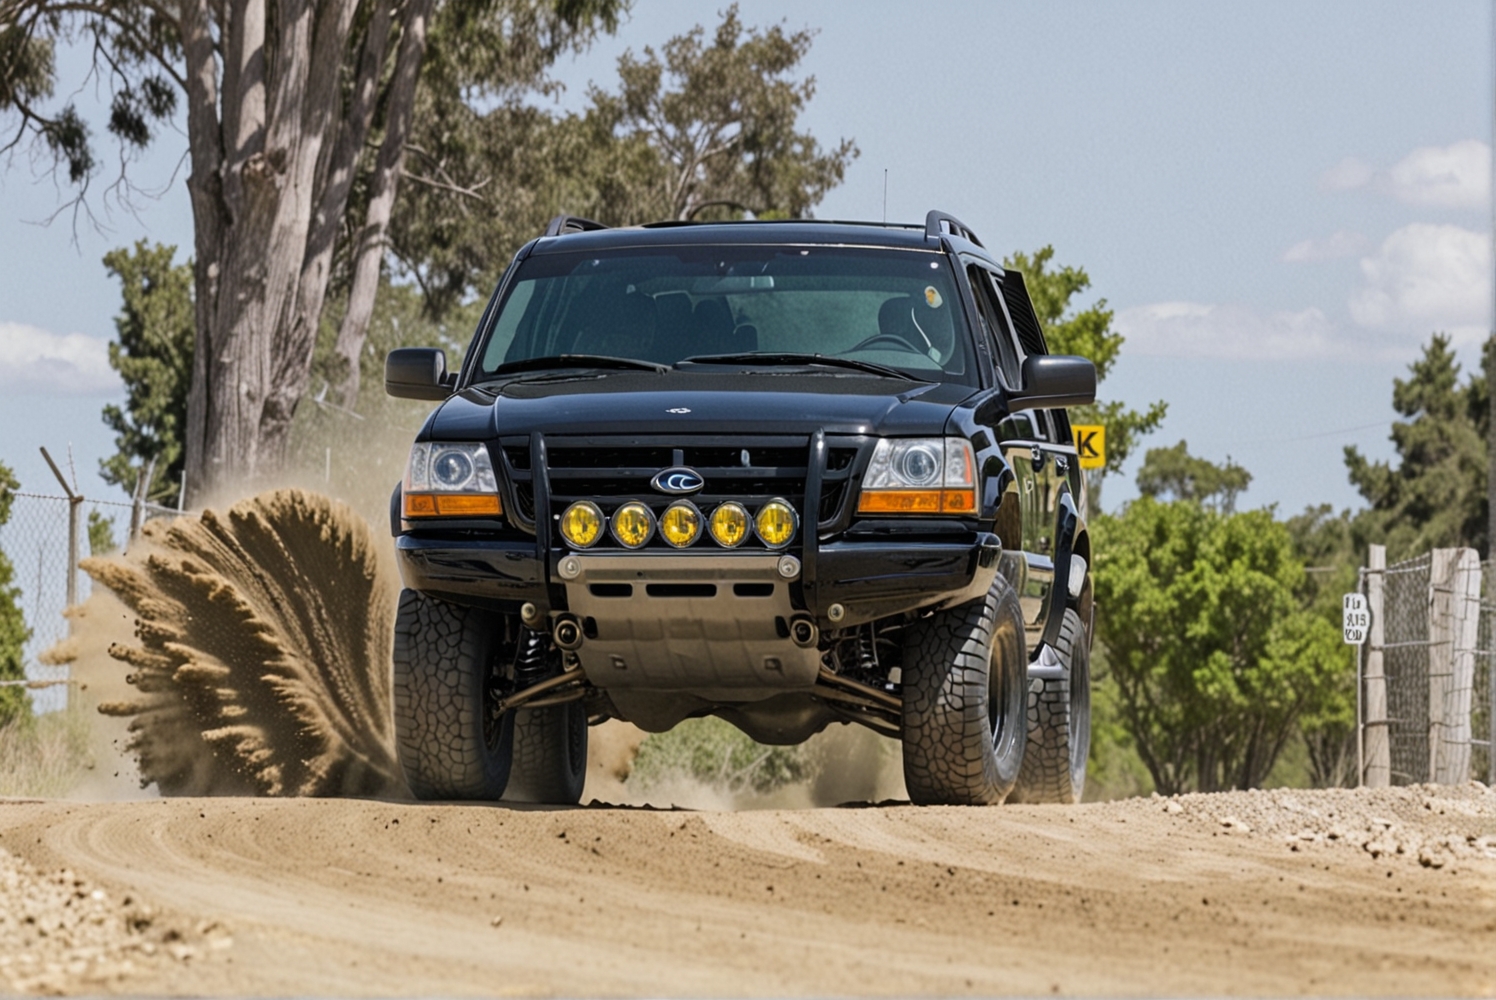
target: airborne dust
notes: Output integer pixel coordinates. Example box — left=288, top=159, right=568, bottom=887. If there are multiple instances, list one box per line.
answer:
left=82, top=489, right=402, bottom=797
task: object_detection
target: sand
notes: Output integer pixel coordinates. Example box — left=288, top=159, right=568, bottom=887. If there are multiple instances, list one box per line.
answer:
left=0, top=784, right=1491, bottom=996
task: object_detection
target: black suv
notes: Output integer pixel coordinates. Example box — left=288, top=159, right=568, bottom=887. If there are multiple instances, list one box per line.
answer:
left=385, top=211, right=1096, bottom=806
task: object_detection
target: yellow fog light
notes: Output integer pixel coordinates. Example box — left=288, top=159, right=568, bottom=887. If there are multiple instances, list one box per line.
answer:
left=610, top=501, right=655, bottom=549
left=754, top=499, right=798, bottom=549
left=660, top=502, right=702, bottom=548
left=709, top=502, right=750, bottom=548
left=559, top=501, right=603, bottom=548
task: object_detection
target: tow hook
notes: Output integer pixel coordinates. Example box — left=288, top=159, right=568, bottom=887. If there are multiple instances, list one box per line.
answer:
left=552, top=615, right=584, bottom=650
left=788, top=614, right=818, bottom=648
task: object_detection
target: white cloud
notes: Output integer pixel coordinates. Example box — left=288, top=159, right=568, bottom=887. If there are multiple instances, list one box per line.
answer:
left=0, top=322, right=119, bottom=394
left=1282, top=230, right=1368, bottom=263
left=1320, top=140, right=1490, bottom=210
left=1348, top=223, right=1491, bottom=348
left=1113, top=301, right=1342, bottom=361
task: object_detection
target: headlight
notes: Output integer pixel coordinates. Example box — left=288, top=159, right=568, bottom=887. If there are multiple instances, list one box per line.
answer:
left=610, top=501, right=655, bottom=549
left=660, top=501, right=702, bottom=548
left=857, top=438, right=976, bottom=515
left=404, top=442, right=503, bottom=518
left=560, top=501, right=604, bottom=548
left=709, top=502, right=750, bottom=547
left=754, top=498, right=798, bottom=549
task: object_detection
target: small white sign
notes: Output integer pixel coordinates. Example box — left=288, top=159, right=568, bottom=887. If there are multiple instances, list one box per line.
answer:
left=1343, top=593, right=1370, bottom=645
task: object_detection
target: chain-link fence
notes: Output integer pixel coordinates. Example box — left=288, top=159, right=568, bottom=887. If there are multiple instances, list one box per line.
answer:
left=1360, top=546, right=1496, bottom=787
left=0, top=483, right=178, bottom=714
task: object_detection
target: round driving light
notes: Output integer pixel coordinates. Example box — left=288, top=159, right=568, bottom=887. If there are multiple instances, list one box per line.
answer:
left=660, top=501, right=702, bottom=548
left=754, top=499, right=798, bottom=549
left=559, top=501, right=603, bottom=548
left=432, top=448, right=475, bottom=488
left=898, top=444, right=940, bottom=486
left=709, top=502, right=750, bottom=547
left=610, top=501, right=655, bottom=549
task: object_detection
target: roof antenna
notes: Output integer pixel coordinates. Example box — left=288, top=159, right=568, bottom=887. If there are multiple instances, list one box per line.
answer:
left=882, top=169, right=888, bottom=224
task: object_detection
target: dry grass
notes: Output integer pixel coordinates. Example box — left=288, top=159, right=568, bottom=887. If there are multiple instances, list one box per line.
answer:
left=0, top=704, right=95, bottom=798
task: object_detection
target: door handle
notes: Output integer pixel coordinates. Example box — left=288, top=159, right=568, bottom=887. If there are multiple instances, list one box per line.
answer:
left=1030, top=445, right=1046, bottom=471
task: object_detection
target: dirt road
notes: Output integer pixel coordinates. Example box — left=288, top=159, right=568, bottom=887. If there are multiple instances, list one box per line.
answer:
left=1, top=783, right=1493, bottom=996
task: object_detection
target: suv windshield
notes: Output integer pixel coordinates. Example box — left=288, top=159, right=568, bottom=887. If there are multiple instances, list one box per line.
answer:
left=475, top=245, right=976, bottom=384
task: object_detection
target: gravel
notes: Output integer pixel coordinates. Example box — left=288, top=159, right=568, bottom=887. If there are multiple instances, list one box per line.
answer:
left=1150, top=781, right=1496, bottom=869
left=0, top=844, right=229, bottom=994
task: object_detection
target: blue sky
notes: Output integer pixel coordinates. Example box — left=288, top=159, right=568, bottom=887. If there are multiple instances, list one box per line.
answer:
left=0, top=0, right=1490, bottom=516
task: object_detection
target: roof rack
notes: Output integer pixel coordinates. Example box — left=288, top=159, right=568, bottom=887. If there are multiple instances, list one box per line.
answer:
left=542, top=214, right=609, bottom=237
left=924, top=210, right=984, bottom=248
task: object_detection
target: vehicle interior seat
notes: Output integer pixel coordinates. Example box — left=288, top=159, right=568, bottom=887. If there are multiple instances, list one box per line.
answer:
left=570, top=290, right=658, bottom=359
left=877, top=295, right=929, bottom=353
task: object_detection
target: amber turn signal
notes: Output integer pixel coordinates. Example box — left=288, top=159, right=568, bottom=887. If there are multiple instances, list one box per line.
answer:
left=857, top=488, right=976, bottom=514
left=403, top=492, right=503, bottom=517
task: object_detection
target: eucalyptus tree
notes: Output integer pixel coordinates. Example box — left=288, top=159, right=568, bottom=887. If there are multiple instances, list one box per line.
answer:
left=0, top=0, right=617, bottom=502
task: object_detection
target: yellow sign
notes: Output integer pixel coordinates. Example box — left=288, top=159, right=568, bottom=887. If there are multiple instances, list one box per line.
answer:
left=1073, top=425, right=1105, bottom=470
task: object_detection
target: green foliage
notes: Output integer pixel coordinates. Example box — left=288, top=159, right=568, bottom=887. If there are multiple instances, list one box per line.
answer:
left=392, top=5, right=855, bottom=317
left=0, top=704, right=95, bottom=798
left=1136, top=440, right=1252, bottom=513
left=0, top=6, right=179, bottom=187
left=1283, top=504, right=1363, bottom=788
left=1084, top=650, right=1156, bottom=800
left=87, top=509, right=117, bottom=557
left=1092, top=496, right=1345, bottom=794
left=1345, top=333, right=1489, bottom=561
left=599, top=4, right=857, bottom=222
left=99, top=241, right=194, bottom=505
left=1003, top=247, right=1166, bottom=479
left=0, top=461, right=31, bottom=727
left=628, top=717, right=816, bottom=796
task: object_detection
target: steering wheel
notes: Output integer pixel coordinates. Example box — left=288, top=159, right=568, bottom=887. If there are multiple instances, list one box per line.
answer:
left=846, top=333, right=927, bottom=355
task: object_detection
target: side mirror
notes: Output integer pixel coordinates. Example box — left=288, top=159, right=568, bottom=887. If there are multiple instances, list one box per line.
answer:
left=386, top=348, right=453, bottom=400
left=1008, top=355, right=1096, bottom=411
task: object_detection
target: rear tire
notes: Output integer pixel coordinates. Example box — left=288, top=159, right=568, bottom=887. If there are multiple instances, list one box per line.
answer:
left=1010, top=609, right=1091, bottom=804
left=392, top=590, right=514, bottom=800
left=901, top=574, right=1027, bottom=805
left=505, top=701, right=588, bottom=805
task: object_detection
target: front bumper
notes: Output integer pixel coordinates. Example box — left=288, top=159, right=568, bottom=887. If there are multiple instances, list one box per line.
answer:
left=394, top=530, right=1001, bottom=627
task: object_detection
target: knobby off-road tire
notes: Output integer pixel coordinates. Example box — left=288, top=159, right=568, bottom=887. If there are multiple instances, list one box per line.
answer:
left=392, top=589, right=514, bottom=800
left=1010, top=608, right=1091, bottom=804
left=505, top=701, right=588, bottom=805
left=901, top=574, right=1028, bottom=805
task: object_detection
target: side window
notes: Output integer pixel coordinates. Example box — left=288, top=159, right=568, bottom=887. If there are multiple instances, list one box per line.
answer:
left=965, top=265, right=1022, bottom=387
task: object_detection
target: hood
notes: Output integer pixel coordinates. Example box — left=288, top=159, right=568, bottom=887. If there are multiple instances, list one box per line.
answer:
left=425, top=370, right=975, bottom=441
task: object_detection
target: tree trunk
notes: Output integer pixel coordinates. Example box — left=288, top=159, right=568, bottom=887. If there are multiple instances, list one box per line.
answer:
left=331, top=0, right=434, bottom=411
left=181, top=0, right=399, bottom=505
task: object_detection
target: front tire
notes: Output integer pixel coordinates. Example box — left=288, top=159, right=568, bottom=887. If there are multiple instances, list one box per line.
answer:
left=392, top=590, right=514, bottom=800
left=505, top=701, right=589, bottom=805
left=1010, top=609, right=1091, bottom=804
left=901, top=574, right=1028, bottom=805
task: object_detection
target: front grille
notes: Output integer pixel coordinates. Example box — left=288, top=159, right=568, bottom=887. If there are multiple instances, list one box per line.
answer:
left=495, top=433, right=868, bottom=541
left=544, top=435, right=811, bottom=551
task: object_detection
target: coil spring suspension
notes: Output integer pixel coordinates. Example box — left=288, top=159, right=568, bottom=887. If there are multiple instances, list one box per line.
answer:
left=855, top=624, right=880, bottom=676
left=513, top=626, right=552, bottom=686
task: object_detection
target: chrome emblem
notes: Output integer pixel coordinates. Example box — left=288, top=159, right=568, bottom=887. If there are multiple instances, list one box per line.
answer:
left=666, top=407, right=691, bottom=414
left=650, top=467, right=705, bottom=495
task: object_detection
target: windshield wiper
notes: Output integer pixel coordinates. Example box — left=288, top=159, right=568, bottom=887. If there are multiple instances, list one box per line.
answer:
left=679, top=352, right=922, bottom=381
left=491, top=354, right=668, bottom=376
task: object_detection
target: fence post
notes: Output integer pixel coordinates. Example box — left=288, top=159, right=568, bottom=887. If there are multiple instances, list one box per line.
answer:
left=1364, top=544, right=1390, bottom=787
left=39, top=446, right=80, bottom=609
left=1435, top=549, right=1480, bottom=783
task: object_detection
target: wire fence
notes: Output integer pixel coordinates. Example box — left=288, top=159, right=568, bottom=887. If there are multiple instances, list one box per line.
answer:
left=1360, top=546, right=1496, bottom=787
left=0, top=483, right=178, bottom=713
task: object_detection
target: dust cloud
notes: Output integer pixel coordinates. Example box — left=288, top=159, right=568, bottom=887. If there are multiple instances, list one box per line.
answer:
left=81, top=489, right=402, bottom=798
